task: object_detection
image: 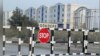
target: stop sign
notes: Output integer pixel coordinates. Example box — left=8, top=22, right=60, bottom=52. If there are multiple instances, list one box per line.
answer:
left=38, top=28, right=50, bottom=43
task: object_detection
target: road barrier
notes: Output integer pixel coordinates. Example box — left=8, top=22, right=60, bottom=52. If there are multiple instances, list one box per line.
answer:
left=3, top=26, right=100, bottom=56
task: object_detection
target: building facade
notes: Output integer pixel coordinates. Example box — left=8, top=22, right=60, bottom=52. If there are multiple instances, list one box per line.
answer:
left=49, top=3, right=80, bottom=29
left=25, top=7, right=36, bottom=21
left=36, top=5, right=49, bottom=23
left=74, top=7, right=99, bottom=30
left=4, top=3, right=99, bottom=30
left=90, top=9, right=99, bottom=30
left=3, top=11, right=13, bottom=26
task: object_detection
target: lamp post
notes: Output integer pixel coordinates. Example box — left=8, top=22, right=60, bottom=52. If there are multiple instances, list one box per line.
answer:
left=99, top=0, right=100, bottom=30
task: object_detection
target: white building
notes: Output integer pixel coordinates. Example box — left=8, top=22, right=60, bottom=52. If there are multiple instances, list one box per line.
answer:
left=25, top=7, right=36, bottom=21
left=4, top=4, right=98, bottom=29
left=3, top=7, right=23, bottom=26
left=49, top=3, right=80, bottom=29
left=74, top=7, right=99, bottom=30
left=36, top=5, right=49, bottom=23
left=90, top=9, right=99, bottom=30
left=67, top=4, right=81, bottom=29
left=74, top=7, right=87, bottom=29
left=3, top=11, right=13, bottom=26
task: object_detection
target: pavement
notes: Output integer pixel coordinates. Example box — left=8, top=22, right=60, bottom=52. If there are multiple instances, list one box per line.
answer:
left=0, top=36, right=100, bottom=56
left=1, top=43, right=100, bottom=56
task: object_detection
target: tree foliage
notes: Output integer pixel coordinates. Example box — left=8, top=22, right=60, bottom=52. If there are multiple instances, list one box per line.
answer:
left=8, top=7, right=38, bottom=41
left=8, top=7, right=38, bottom=28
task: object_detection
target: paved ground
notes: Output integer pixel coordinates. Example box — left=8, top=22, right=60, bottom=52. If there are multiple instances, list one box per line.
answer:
left=0, top=37, right=100, bottom=56
left=1, top=43, right=100, bottom=56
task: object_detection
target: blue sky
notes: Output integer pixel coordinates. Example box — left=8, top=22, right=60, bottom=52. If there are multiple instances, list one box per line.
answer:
left=3, top=0, right=99, bottom=11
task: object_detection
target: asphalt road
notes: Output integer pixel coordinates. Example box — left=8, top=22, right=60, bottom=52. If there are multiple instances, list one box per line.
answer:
left=2, top=43, right=100, bottom=56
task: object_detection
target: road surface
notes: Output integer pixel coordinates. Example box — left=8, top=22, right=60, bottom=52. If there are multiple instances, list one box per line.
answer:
left=2, top=43, right=100, bottom=56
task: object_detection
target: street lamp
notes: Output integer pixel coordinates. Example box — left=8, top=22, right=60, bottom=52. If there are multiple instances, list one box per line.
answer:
left=99, top=0, right=100, bottom=30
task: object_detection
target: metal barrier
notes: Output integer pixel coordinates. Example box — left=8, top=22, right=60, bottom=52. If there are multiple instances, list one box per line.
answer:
left=3, top=26, right=100, bottom=56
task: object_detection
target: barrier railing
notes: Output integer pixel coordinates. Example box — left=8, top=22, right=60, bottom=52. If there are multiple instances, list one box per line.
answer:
left=3, top=26, right=100, bottom=56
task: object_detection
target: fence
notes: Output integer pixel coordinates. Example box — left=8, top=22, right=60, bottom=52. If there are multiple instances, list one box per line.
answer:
left=3, top=26, right=100, bottom=56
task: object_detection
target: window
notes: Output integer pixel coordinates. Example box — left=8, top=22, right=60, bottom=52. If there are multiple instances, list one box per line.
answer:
left=45, top=15, right=47, bottom=18
left=32, top=12, right=35, bottom=14
left=34, top=16, right=35, bottom=18
left=51, top=15, right=52, bottom=17
left=48, top=25, right=50, bottom=28
left=50, top=20, right=52, bottom=23
left=39, top=11, right=40, bottom=13
left=45, top=10, right=47, bottom=13
left=54, top=20, right=55, bottom=22
left=62, top=14, right=64, bottom=17
left=67, top=6, right=70, bottom=11
left=62, top=8, right=64, bottom=11
left=54, top=9, right=56, bottom=12
left=54, top=14, right=56, bottom=17
left=45, top=20, right=47, bottom=22
left=40, top=24, right=42, bottom=27
left=58, top=24, right=63, bottom=28
left=62, top=19, right=64, bottom=22
left=54, top=25, right=56, bottom=27
left=45, top=25, right=47, bottom=27
left=49, top=25, right=51, bottom=28
left=28, top=12, right=30, bottom=15
left=67, top=24, right=70, bottom=29
left=38, top=16, right=40, bottom=18
left=67, top=14, right=70, bottom=17
left=43, top=24, right=44, bottom=27
left=34, top=12, right=35, bottom=14
left=53, top=25, right=54, bottom=27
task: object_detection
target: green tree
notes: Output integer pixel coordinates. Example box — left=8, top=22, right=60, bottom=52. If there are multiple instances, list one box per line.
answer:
left=8, top=7, right=38, bottom=28
left=8, top=7, right=38, bottom=41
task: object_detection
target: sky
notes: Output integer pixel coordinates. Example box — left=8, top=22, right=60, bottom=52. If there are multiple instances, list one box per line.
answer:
left=3, top=0, right=99, bottom=11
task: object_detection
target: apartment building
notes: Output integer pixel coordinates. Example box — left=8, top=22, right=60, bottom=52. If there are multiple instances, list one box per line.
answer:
left=4, top=3, right=98, bottom=30
left=3, top=11, right=13, bottom=26
left=49, top=3, right=80, bottom=29
left=25, top=7, right=36, bottom=21
left=36, top=5, right=49, bottom=23
left=74, top=7, right=99, bottom=30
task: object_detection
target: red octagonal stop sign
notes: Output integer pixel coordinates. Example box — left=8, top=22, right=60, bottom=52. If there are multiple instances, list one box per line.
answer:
left=38, top=28, right=50, bottom=43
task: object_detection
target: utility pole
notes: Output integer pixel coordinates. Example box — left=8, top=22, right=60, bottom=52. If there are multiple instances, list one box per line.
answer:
left=99, top=0, right=100, bottom=30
